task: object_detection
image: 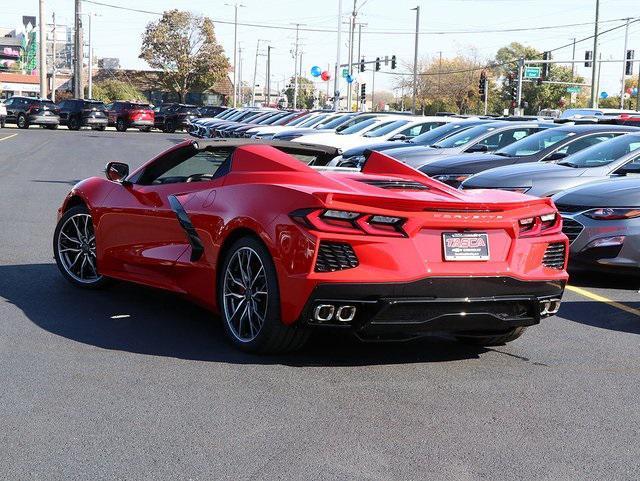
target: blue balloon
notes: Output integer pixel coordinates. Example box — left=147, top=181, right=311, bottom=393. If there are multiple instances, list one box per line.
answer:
left=633, top=87, right=638, bottom=96
left=345, top=74, right=354, bottom=84
left=310, top=66, right=322, bottom=77
left=600, top=91, right=608, bottom=99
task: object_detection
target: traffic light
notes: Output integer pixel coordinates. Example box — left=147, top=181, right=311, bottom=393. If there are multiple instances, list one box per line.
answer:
left=542, top=51, right=551, bottom=79
left=359, top=58, right=365, bottom=72
left=626, top=50, right=635, bottom=76
left=584, top=50, right=593, bottom=67
left=478, top=70, right=487, bottom=100
left=360, top=83, right=366, bottom=102
left=391, top=55, right=397, bottom=70
left=506, top=72, right=517, bottom=101
left=375, top=57, right=381, bottom=71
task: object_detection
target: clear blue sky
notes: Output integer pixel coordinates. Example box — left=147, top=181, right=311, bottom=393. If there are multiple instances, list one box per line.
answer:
left=4, top=0, right=640, bottom=96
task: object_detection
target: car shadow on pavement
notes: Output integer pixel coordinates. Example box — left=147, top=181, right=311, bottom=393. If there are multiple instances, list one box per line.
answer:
left=0, top=263, right=490, bottom=367
left=568, top=270, right=640, bottom=290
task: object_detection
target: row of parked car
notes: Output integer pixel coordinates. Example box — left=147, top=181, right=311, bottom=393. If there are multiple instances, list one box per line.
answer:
left=0, top=96, right=227, bottom=132
left=187, top=107, right=640, bottom=276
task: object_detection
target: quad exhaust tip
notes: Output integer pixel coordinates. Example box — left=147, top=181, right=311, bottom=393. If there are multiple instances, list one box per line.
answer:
left=313, top=304, right=357, bottom=323
left=540, top=299, right=561, bottom=316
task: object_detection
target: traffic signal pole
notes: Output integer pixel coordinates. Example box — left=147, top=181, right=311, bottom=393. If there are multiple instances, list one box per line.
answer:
left=619, top=18, right=630, bottom=109
left=483, top=80, right=488, bottom=115
left=516, top=57, right=524, bottom=115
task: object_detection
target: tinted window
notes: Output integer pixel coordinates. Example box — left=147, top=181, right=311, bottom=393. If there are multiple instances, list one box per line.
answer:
left=473, top=128, right=539, bottom=151
left=140, top=145, right=234, bottom=185
left=400, top=121, right=445, bottom=138
left=338, top=118, right=379, bottom=135
left=555, top=134, right=618, bottom=156
left=432, top=124, right=503, bottom=148
left=318, top=114, right=352, bottom=129
left=497, top=129, right=574, bottom=157
left=559, top=134, right=640, bottom=167
left=363, top=120, right=409, bottom=138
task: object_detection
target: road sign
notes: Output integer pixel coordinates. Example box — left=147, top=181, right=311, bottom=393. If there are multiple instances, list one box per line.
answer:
left=524, top=66, right=542, bottom=79
left=341, top=68, right=349, bottom=78
left=566, top=86, right=581, bottom=93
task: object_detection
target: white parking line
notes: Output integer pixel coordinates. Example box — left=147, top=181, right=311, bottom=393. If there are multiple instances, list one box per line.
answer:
left=0, top=133, right=18, bottom=142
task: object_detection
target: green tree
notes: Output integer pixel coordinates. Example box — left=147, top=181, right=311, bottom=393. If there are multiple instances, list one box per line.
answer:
left=492, top=42, right=587, bottom=114
left=140, top=10, right=230, bottom=102
left=90, top=80, right=146, bottom=103
left=284, top=76, right=316, bottom=109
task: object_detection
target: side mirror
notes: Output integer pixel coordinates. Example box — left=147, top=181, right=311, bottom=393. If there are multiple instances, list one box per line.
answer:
left=466, top=143, right=489, bottom=153
left=545, top=151, right=567, bottom=162
left=615, top=163, right=640, bottom=176
left=105, top=161, right=130, bottom=182
left=390, top=134, right=407, bottom=141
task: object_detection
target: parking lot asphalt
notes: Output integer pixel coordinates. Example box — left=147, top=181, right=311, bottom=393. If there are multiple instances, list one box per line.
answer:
left=0, top=126, right=639, bottom=480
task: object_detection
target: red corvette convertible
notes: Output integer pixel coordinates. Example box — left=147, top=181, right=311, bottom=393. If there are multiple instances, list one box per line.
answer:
left=54, top=139, right=568, bottom=353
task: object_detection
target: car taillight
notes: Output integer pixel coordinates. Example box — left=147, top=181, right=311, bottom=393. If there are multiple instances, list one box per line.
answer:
left=290, top=208, right=407, bottom=237
left=518, top=212, right=561, bottom=237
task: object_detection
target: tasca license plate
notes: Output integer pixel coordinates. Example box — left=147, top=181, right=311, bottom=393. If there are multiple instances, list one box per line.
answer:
left=443, top=232, right=490, bottom=261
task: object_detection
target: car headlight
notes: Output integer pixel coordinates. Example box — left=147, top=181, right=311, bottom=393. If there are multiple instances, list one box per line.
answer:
left=583, top=208, right=640, bottom=220
left=432, top=174, right=472, bottom=183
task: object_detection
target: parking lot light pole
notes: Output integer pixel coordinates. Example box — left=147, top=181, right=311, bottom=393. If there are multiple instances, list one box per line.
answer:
left=225, top=3, right=245, bottom=108
left=411, top=6, right=420, bottom=114
left=516, top=57, right=524, bottom=115
left=619, top=18, right=630, bottom=109
left=38, top=0, right=47, bottom=99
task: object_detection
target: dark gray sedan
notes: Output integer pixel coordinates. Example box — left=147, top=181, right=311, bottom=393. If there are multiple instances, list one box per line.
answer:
left=553, top=177, right=640, bottom=274
left=461, top=132, right=640, bottom=197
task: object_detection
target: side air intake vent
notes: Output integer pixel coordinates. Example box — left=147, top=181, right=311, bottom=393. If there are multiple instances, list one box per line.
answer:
left=561, top=217, right=584, bottom=244
left=542, top=242, right=566, bottom=269
left=359, top=179, right=429, bottom=191
left=315, top=242, right=359, bottom=272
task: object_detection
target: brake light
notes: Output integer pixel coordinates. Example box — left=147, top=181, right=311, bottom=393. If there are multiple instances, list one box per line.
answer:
left=518, top=212, right=560, bottom=237
left=290, top=208, right=407, bottom=237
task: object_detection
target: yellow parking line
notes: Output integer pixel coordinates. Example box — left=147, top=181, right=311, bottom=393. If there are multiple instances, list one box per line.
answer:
left=0, top=133, right=18, bottom=142
left=566, top=285, right=640, bottom=318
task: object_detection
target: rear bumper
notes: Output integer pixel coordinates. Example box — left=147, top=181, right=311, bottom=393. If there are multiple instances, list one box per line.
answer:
left=300, top=276, right=566, bottom=340
left=83, top=117, right=108, bottom=126
left=28, top=114, right=59, bottom=125
left=129, top=119, right=154, bottom=127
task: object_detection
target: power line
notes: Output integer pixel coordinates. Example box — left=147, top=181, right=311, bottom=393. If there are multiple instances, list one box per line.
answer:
left=80, top=1, right=637, bottom=36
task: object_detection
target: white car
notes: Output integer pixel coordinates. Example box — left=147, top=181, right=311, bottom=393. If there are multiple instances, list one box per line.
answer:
left=248, top=112, right=338, bottom=139
left=0, top=101, right=6, bottom=128
left=294, top=115, right=445, bottom=151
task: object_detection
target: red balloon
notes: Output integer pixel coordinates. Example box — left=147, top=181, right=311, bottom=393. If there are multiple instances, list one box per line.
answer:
left=321, top=71, right=331, bottom=81
left=627, top=87, right=633, bottom=95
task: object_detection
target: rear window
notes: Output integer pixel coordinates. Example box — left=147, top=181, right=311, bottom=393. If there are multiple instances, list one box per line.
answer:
left=39, top=100, right=57, bottom=108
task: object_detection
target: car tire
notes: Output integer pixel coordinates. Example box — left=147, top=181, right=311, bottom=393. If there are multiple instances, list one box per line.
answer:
left=218, top=236, right=309, bottom=353
left=0, top=118, right=5, bottom=128
left=17, top=113, right=28, bottom=129
left=68, top=116, right=81, bottom=130
left=115, top=118, right=127, bottom=132
left=163, top=120, right=175, bottom=133
left=53, top=205, right=110, bottom=289
left=456, top=327, right=527, bottom=347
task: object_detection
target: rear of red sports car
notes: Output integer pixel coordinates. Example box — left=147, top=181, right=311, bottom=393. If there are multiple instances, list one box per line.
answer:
left=267, top=151, right=568, bottom=344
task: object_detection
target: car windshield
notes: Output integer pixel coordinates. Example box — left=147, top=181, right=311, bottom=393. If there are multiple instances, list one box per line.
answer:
left=274, top=113, right=300, bottom=125
left=495, top=129, right=574, bottom=157
left=431, top=124, right=501, bottom=148
left=410, top=122, right=479, bottom=144
left=337, top=118, right=379, bottom=135
left=284, top=113, right=313, bottom=126
left=315, top=114, right=343, bottom=128
left=335, top=115, right=375, bottom=132
left=363, top=119, right=409, bottom=138
left=299, top=113, right=330, bottom=127
left=560, top=109, right=602, bottom=118
left=559, top=134, right=640, bottom=168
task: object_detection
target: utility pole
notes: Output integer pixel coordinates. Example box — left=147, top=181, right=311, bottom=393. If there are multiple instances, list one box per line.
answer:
left=51, top=12, right=56, bottom=101
left=87, top=13, right=93, bottom=98
left=595, top=52, right=602, bottom=108
left=292, top=24, right=303, bottom=109
left=589, top=0, right=600, bottom=107
left=238, top=46, right=243, bottom=106
left=225, top=3, right=244, bottom=107
left=620, top=18, right=630, bottom=109
left=516, top=57, right=524, bottom=115
left=483, top=79, right=488, bottom=115
left=571, top=37, right=576, bottom=79
left=74, top=0, right=83, bottom=98
left=251, top=39, right=263, bottom=106
left=411, top=6, right=420, bottom=114
left=38, top=0, right=47, bottom=99
left=371, top=67, right=375, bottom=111
left=333, top=0, right=342, bottom=111
left=347, top=3, right=356, bottom=111
left=266, top=45, right=272, bottom=107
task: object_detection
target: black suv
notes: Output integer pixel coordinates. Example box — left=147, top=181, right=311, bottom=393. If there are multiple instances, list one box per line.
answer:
left=198, top=105, right=227, bottom=118
left=57, top=99, right=109, bottom=130
left=3, top=96, right=60, bottom=129
left=153, top=103, right=201, bottom=132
